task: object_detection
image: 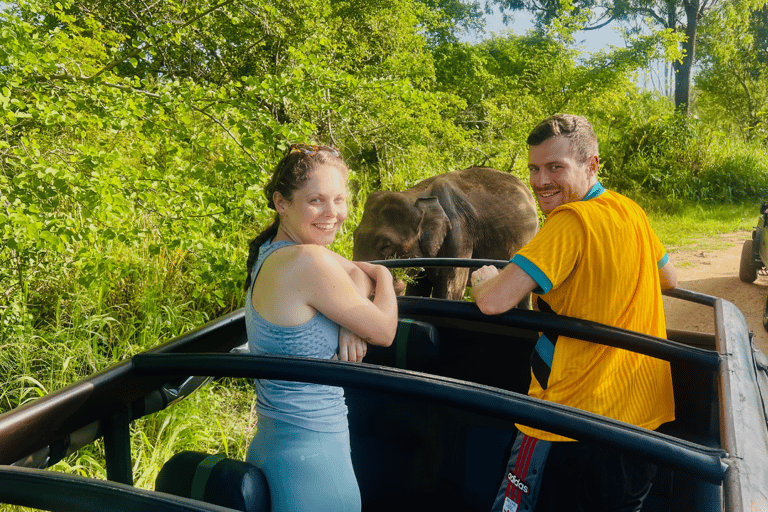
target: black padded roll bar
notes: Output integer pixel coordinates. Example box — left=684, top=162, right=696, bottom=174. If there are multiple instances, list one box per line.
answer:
left=372, top=258, right=721, bottom=369
left=132, top=353, right=728, bottom=484
left=396, top=296, right=721, bottom=369
left=0, top=465, right=233, bottom=512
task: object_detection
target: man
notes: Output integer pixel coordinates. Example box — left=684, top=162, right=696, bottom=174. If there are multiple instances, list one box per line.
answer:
left=471, top=114, right=677, bottom=512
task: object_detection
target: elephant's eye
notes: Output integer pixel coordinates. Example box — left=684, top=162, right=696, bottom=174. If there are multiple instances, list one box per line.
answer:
left=380, top=244, right=395, bottom=258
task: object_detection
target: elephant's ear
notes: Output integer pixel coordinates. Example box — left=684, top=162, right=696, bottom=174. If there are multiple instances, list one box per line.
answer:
left=416, top=197, right=452, bottom=257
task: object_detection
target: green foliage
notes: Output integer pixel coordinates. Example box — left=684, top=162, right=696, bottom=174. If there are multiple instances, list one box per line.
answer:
left=696, top=0, right=768, bottom=140
left=599, top=106, right=768, bottom=203
left=490, top=0, right=723, bottom=114
left=0, top=0, right=470, bottom=347
left=431, top=32, right=656, bottom=176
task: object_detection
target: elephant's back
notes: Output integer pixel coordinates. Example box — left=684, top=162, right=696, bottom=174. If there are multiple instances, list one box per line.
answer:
left=440, top=166, right=527, bottom=194
left=448, top=167, right=539, bottom=254
left=446, top=167, right=535, bottom=209
left=404, top=167, right=531, bottom=201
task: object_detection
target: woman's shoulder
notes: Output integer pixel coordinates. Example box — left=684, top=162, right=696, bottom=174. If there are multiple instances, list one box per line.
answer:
left=270, top=243, right=342, bottom=273
left=293, top=243, right=338, bottom=261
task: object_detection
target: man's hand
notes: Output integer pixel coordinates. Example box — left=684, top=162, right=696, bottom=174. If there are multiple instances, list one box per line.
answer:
left=471, top=265, right=500, bottom=289
left=338, top=327, right=368, bottom=362
left=471, top=263, right=538, bottom=315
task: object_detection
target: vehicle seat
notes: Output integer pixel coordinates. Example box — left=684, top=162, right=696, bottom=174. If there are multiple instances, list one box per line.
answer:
left=643, top=427, right=723, bottom=512
left=155, top=451, right=270, bottom=512
left=344, top=319, right=441, bottom=510
left=364, top=318, right=440, bottom=372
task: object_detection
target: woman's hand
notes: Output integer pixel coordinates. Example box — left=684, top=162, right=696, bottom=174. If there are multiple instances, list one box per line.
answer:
left=338, top=327, right=368, bottom=362
left=353, top=261, right=389, bottom=282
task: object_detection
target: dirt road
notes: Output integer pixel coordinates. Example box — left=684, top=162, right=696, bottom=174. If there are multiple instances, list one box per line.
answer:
left=663, top=230, right=768, bottom=355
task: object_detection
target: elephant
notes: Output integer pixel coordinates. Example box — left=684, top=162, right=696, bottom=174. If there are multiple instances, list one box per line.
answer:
left=352, top=166, right=539, bottom=302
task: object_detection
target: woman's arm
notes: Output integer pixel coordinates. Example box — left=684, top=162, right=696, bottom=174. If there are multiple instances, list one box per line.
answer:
left=301, top=247, right=398, bottom=347
left=354, top=261, right=398, bottom=327
left=326, top=254, right=376, bottom=361
left=327, top=252, right=375, bottom=298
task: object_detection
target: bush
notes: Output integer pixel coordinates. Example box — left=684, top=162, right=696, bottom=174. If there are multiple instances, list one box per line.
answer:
left=599, top=108, right=768, bottom=203
left=697, top=147, right=768, bottom=202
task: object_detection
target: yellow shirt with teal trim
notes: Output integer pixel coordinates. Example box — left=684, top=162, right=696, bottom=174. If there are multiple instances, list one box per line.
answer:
left=512, top=183, right=675, bottom=442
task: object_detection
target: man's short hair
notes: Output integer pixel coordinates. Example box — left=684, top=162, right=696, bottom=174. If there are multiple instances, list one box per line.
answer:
left=527, top=114, right=599, bottom=163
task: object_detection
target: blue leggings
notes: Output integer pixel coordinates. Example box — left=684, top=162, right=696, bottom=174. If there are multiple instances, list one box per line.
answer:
left=246, top=415, right=361, bottom=512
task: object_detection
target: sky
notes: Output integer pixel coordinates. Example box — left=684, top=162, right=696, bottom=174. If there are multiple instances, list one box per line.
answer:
left=461, top=7, right=672, bottom=93
left=468, top=8, right=627, bottom=54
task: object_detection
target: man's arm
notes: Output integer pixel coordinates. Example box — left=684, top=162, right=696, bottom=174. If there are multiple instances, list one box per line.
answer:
left=659, top=260, right=677, bottom=290
left=471, top=262, right=538, bottom=315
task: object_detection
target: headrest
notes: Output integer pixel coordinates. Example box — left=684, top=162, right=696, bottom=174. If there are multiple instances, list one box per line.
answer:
left=155, top=451, right=270, bottom=512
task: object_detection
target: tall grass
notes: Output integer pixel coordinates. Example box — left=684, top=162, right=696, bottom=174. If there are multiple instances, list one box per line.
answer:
left=126, top=382, right=257, bottom=489
left=599, top=114, right=768, bottom=203
left=0, top=225, right=256, bottom=507
left=642, top=201, right=757, bottom=248
left=1, top=291, right=258, bottom=511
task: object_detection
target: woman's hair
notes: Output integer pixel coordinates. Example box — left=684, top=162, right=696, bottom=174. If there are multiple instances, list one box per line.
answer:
left=244, top=146, right=348, bottom=290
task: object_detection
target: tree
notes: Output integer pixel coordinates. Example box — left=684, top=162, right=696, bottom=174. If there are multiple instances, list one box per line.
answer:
left=696, top=0, right=768, bottom=138
left=0, top=0, right=484, bottom=336
left=432, top=31, right=664, bottom=168
left=490, top=0, right=720, bottom=115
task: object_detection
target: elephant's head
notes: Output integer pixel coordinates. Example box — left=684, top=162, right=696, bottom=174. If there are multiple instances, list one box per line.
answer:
left=353, top=191, right=452, bottom=262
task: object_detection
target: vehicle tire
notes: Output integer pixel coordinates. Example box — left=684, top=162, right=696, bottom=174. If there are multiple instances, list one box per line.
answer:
left=740, top=239, right=758, bottom=283
left=763, top=293, right=768, bottom=332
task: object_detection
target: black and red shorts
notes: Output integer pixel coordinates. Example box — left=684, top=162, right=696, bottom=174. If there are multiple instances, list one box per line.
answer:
left=491, top=433, right=657, bottom=512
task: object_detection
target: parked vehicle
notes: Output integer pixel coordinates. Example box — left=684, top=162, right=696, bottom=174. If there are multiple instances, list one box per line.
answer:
left=739, top=203, right=768, bottom=331
left=739, top=202, right=768, bottom=284
left=0, top=259, right=766, bottom=512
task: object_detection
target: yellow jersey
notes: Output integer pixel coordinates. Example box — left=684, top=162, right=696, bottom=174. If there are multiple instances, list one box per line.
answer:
left=511, top=183, right=675, bottom=442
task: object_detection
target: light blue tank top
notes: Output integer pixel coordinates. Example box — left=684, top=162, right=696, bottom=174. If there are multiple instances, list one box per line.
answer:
left=245, top=239, right=348, bottom=432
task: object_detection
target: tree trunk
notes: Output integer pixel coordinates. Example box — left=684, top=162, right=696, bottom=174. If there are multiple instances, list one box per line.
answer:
left=674, top=0, right=701, bottom=115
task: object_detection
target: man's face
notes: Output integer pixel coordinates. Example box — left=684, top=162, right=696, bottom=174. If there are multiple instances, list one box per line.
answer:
left=528, top=136, right=598, bottom=215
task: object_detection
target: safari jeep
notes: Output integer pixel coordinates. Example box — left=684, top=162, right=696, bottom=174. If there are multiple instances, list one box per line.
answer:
left=0, top=259, right=766, bottom=512
left=739, top=202, right=768, bottom=331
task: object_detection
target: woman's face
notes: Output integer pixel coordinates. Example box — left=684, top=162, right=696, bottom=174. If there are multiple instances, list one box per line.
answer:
left=275, top=164, right=349, bottom=246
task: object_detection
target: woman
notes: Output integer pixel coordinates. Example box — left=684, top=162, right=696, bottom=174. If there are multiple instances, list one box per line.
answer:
left=244, top=144, right=398, bottom=512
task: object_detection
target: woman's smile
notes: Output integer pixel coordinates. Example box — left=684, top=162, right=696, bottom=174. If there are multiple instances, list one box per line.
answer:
left=275, top=163, right=349, bottom=246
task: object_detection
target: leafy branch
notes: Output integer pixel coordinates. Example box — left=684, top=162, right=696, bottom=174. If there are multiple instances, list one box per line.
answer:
left=89, top=0, right=236, bottom=82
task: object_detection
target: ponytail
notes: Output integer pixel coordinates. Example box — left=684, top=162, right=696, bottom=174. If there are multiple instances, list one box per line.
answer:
left=244, top=217, right=280, bottom=291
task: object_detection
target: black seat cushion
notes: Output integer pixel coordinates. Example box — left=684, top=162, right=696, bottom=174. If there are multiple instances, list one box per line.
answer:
left=155, top=451, right=270, bottom=512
